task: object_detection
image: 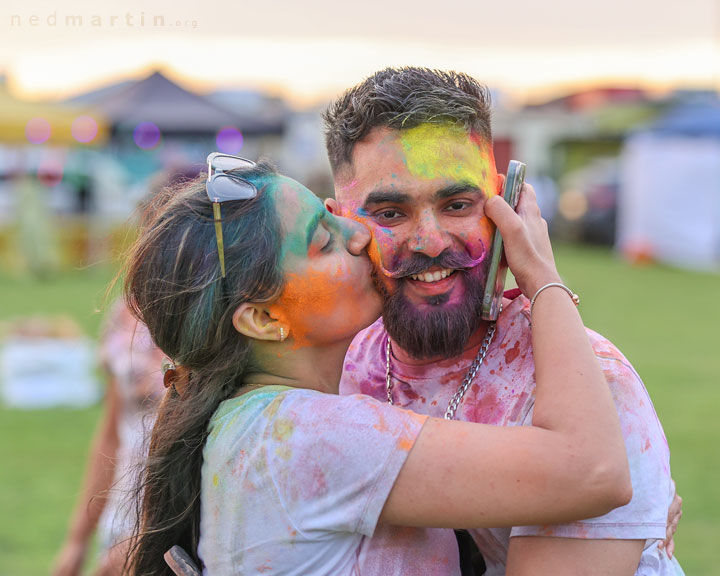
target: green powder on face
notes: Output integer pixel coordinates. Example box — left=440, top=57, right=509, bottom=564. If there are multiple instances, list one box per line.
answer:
left=399, top=124, right=494, bottom=189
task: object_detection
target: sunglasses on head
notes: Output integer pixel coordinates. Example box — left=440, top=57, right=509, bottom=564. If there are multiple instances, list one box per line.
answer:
left=206, top=153, right=258, bottom=278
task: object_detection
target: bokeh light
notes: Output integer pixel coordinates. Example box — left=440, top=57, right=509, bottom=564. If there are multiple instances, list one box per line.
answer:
left=71, top=116, right=99, bottom=144
left=133, top=122, right=162, bottom=150
left=25, top=117, right=51, bottom=144
left=216, top=126, right=244, bottom=154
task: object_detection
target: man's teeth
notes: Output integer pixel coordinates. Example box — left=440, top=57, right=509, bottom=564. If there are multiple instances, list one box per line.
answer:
left=410, top=269, right=456, bottom=283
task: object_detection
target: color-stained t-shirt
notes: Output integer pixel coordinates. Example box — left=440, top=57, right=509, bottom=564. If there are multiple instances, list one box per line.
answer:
left=340, top=294, right=684, bottom=576
left=198, top=386, right=461, bottom=575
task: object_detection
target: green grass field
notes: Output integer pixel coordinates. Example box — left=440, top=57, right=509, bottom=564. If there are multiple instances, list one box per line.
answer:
left=1, top=245, right=718, bottom=575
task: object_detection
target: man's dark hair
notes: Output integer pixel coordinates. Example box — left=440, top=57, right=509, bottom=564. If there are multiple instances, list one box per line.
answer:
left=323, top=66, right=493, bottom=174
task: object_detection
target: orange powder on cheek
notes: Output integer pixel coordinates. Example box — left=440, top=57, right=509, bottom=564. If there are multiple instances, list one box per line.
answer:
left=269, top=265, right=363, bottom=349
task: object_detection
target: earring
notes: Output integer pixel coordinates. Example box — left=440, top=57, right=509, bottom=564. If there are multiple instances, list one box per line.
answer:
left=279, top=326, right=285, bottom=342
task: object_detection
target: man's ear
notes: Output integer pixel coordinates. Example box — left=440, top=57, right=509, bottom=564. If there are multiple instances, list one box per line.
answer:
left=495, top=173, right=506, bottom=196
left=324, top=197, right=339, bottom=215
left=232, top=303, right=283, bottom=342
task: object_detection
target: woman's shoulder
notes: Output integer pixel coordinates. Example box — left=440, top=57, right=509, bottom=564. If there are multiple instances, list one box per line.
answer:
left=209, top=386, right=426, bottom=446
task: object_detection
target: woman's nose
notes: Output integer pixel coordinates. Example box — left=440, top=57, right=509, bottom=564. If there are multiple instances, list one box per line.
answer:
left=345, top=219, right=372, bottom=256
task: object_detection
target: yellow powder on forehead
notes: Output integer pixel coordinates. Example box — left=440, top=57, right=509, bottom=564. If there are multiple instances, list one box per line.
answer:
left=398, top=124, right=495, bottom=191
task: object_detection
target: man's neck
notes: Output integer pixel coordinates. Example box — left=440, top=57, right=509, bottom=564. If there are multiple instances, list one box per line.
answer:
left=389, top=321, right=491, bottom=366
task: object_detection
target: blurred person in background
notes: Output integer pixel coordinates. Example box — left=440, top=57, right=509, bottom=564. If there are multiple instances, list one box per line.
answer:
left=52, top=168, right=199, bottom=576
left=52, top=300, right=165, bottom=576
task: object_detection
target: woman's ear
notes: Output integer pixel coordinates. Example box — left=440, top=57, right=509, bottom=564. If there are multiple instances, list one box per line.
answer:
left=232, top=304, right=284, bottom=342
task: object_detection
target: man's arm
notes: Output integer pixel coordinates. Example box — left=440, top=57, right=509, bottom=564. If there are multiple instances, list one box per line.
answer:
left=506, top=537, right=644, bottom=576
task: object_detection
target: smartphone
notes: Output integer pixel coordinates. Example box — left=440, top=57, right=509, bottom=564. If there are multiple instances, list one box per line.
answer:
left=481, top=160, right=526, bottom=321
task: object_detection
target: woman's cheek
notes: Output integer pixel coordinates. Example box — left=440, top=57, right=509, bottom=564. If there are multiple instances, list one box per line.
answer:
left=269, top=264, right=355, bottom=348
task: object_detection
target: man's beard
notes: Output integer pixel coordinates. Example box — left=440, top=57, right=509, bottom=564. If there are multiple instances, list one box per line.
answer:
left=377, top=250, right=488, bottom=360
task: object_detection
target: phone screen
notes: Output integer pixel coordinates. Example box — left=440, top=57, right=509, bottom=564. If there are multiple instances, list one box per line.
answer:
left=481, top=160, right=526, bottom=321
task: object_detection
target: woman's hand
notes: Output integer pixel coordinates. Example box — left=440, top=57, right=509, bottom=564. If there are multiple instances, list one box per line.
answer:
left=484, top=183, right=561, bottom=299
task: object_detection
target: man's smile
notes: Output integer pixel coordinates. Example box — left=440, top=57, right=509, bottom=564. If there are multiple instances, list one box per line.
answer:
left=409, top=267, right=457, bottom=283
left=403, top=266, right=462, bottom=298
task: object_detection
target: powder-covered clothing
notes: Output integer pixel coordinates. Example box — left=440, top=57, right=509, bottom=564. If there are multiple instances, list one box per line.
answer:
left=198, top=386, right=460, bottom=576
left=96, top=301, right=166, bottom=550
left=340, top=294, right=684, bottom=576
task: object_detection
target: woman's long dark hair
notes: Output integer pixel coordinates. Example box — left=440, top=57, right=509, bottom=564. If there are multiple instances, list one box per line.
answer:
left=123, top=161, right=285, bottom=575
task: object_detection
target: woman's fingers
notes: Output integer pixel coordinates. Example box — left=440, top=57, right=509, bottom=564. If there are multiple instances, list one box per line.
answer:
left=485, top=183, right=560, bottom=297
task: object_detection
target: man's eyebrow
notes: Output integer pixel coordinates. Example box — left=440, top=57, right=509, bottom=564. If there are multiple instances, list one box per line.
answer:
left=434, top=183, right=485, bottom=201
left=362, top=190, right=412, bottom=209
left=305, top=210, right=326, bottom=248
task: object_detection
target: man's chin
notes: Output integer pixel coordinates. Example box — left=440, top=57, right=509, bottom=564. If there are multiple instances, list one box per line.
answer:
left=382, top=274, right=486, bottom=360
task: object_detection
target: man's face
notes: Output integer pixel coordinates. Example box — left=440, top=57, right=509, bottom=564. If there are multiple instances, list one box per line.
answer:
left=331, top=124, right=503, bottom=359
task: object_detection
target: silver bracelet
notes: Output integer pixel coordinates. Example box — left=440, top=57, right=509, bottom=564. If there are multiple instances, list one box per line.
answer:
left=530, top=282, right=580, bottom=316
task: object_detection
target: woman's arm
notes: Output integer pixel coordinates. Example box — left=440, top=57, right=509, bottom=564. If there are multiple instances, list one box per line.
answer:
left=380, top=184, right=631, bottom=529
left=52, top=377, right=121, bottom=576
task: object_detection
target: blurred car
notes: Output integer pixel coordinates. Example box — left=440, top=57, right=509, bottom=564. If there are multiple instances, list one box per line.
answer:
left=557, top=157, right=619, bottom=245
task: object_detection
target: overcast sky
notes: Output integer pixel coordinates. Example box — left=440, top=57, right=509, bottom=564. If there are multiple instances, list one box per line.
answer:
left=1, top=0, right=718, bottom=104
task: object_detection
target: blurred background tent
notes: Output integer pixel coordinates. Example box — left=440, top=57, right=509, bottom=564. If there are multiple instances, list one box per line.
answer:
left=66, top=70, right=287, bottom=189
left=619, top=101, right=720, bottom=270
left=77, top=70, right=281, bottom=138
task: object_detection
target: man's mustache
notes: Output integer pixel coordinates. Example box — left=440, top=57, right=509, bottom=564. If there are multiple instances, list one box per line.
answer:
left=381, top=248, right=485, bottom=279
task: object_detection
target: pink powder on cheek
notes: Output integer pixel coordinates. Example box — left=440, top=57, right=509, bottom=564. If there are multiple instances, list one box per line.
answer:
left=339, top=179, right=360, bottom=193
left=464, top=217, right=495, bottom=262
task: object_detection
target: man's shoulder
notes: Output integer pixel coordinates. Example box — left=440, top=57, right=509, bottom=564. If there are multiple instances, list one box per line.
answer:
left=500, top=293, right=636, bottom=369
left=339, top=317, right=387, bottom=398
left=346, top=317, right=386, bottom=361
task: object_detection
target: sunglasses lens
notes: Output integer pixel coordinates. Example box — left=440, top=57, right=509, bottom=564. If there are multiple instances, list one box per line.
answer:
left=208, top=174, right=257, bottom=202
left=211, top=154, right=255, bottom=172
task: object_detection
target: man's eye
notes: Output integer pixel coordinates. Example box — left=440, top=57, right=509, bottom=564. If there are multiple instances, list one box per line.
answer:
left=376, top=209, right=403, bottom=221
left=447, top=202, right=470, bottom=212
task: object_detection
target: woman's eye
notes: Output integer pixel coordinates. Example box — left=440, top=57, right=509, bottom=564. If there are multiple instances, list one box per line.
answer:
left=321, top=234, right=335, bottom=253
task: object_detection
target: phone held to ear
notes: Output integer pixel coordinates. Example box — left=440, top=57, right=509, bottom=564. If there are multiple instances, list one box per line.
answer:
left=481, top=160, right=526, bottom=321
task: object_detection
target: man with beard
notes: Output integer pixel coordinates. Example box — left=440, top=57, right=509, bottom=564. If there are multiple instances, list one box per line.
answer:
left=324, top=68, right=684, bottom=575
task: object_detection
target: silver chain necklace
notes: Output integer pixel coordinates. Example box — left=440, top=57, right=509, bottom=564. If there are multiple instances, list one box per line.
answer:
left=385, top=322, right=497, bottom=420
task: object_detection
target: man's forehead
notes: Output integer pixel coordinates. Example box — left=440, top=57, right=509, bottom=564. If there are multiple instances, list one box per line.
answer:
left=335, top=124, right=495, bottom=203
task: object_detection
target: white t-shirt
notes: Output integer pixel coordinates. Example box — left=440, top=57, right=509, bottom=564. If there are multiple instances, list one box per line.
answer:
left=198, top=386, right=460, bottom=575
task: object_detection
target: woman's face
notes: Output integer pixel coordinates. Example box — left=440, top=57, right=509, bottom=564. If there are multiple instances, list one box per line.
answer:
left=268, top=176, right=382, bottom=347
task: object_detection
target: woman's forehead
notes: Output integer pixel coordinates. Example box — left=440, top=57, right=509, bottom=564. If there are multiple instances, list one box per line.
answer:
left=271, top=176, right=326, bottom=245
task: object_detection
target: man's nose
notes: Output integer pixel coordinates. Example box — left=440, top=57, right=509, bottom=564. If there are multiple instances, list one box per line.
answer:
left=345, top=218, right=372, bottom=256
left=408, top=213, right=451, bottom=258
